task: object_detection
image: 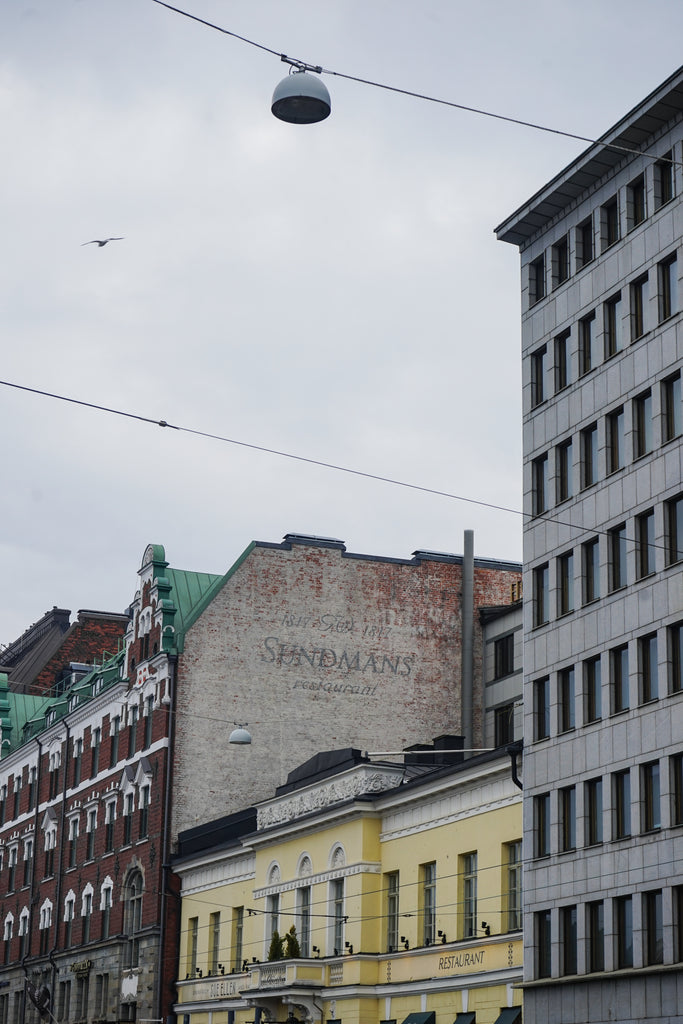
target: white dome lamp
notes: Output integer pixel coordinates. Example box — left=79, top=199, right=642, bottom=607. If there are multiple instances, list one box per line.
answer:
left=228, top=723, right=252, bottom=745
left=272, top=58, right=331, bottom=125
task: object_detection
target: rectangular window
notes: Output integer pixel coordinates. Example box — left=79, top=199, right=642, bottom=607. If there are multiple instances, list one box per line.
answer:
left=670, top=622, right=683, bottom=693
left=576, top=215, right=594, bottom=267
left=493, top=634, right=514, bottom=678
left=675, top=887, right=683, bottom=963
left=57, top=981, right=71, bottom=1023
left=187, top=917, right=198, bottom=975
left=144, top=695, right=154, bottom=749
left=494, top=704, right=515, bottom=746
left=636, top=510, right=655, bottom=579
left=421, top=862, right=436, bottom=946
left=633, top=389, right=653, bottom=458
left=603, top=292, right=622, bottom=358
left=64, top=901, right=74, bottom=949
left=672, top=753, right=683, bottom=826
left=627, top=173, right=646, bottom=229
left=298, top=885, right=311, bottom=957
left=554, top=330, right=571, bottom=392
left=386, top=872, right=399, bottom=951
left=556, top=437, right=573, bottom=503
left=23, top=839, right=33, bottom=888
left=27, top=768, right=36, bottom=811
left=580, top=422, right=598, bottom=488
left=68, top=818, right=78, bottom=869
left=128, top=706, right=138, bottom=757
left=139, top=784, right=150, bottom=838
left=533, top=563, right=549, bottom=627
left=109, top=716, right=120, bottom=768
left=630, top=274, right=648, bottom=340
left=91, top=727, right=101, bottom=778
left=82, top=891, right=92, bottom=944
left=561, top=905, right=577, bottom=975
left=644, top=890, right=664, bottom=965
left=73, top=739, right=83, bottom=787
left=105, top=802, right=115, bottom=852
left=606, top=406, right=624, bottom=474
left=7, top=847, right=17, bottom=893
left=655, top=150, right=674, bottom=208
left=584, top=655, right=602, bottom=723
left=552, top=235, right=569, bottom=288
left=267, top=892, right=280, bottom=944
left=461, top=852, right=478, bottom=938
left=639, top=633, right=658, bottom=703
left=558, top=666, right=575, bottom=732
left=587, top=901, right=605, bottom=972
left=585, top=778, right=603, bottom=846
left=209, top=911, right=220, bottom=975
left=557, top=552, right=574, bottom=616
left=641, top=761, right=661, bottom=832
left=583, top=537, right=600, bottom=605
left=579, top=312, right=595, bottom=376
left=123, top=793, right=134, bottom=846
left=531, top=346, right=546, bottom=409
left=534, top=677, right=550, bottom=740
left=613, top=769, right=631, bottom=839
left=615, top=895, right=633, bottom=968
left=86, top=809, right=96, bottom=860
left=535, top=910, right=551, bottom=978
left=232, top=907, right=244, bottom=972
left=534, top=793, right=550, bottom=857
left=608, top=523, right=627, bottom=592
left=559, top=785, right=576, bottom=851
left=95, top=974, right=109, bottom=1018
left=666, top=494, right=683, bottom=565
left=506, top=841, right=523, bottom=932
left=532, top=454, right=549, bottom=515
left=332, top=879, right=345, bottom=954
left=529, top=255, right=545, bottom=305
left=102, top=887, right=111, bottom=940
left=601, top=195, right=620, bottom=250
left=658, top=252, right=678, bottom=322
left=662, top=371, right=682, bottom=442
left=611, top=644, right=629, bottom=713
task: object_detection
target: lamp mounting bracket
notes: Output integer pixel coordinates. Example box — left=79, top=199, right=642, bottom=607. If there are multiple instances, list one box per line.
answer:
left=280, top=54, right=323, bottom=75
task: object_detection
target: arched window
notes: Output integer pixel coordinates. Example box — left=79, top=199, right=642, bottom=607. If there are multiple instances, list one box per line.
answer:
left=124, top=870, right=144, bottom=967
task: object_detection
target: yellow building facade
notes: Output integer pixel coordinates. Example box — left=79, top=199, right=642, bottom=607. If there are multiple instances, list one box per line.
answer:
left=173, top=747, right=523, bottom=1024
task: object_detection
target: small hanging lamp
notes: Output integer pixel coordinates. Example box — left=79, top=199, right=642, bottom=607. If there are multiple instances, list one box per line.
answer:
left=272, top=63, right=331, bottom=124
left=228, top=723, right=252, bottom=745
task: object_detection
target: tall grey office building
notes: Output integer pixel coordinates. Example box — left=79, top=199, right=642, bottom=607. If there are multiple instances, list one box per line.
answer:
left=497, top=69, right=683, bottom=1023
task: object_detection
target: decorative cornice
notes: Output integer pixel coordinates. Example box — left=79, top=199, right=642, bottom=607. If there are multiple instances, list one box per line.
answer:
left=257, top=765, right=404, bottom=830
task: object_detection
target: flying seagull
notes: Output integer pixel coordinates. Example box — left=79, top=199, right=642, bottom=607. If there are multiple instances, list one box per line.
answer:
left=81, top=237, right=124, bottom=247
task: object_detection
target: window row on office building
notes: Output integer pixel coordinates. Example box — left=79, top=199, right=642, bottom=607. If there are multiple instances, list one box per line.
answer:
left=531, top=496, right=683, bottom=627
left=533, top=749, right=683, bottom=859
left=531, top=367, right=681, bottom=519
left=533, top=883, right=682, bottom=980
left=527, top=144, right=678, bottom=310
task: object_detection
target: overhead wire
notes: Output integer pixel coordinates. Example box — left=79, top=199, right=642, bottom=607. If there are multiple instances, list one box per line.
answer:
left=1, top=377, right=679, bottom=560
left=149, top=0, right=682, bottom=168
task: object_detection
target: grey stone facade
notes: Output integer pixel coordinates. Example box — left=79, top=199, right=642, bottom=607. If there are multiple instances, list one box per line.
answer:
left=497, top=68, right=683, bottom=1023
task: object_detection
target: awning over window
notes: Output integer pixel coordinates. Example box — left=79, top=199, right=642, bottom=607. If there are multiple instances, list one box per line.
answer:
left=492, top=1009, right=521, bottom=1024
left=454, top=1014, right=476, bottom=1024
left=401, top=1013, right=435, bottom=1024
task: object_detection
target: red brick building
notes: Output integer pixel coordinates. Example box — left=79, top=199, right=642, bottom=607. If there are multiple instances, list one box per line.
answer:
left=0, top=533, right=520, bottom=1024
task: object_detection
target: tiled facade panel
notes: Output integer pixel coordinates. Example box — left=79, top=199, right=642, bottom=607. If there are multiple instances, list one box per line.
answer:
left=172, top=542, right=520, bottom=838
left=499, top=70, right=683, bottom=1024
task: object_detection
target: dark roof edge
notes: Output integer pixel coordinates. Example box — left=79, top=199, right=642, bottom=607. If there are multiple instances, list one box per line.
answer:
left=495, top=63, right=683, bottom=246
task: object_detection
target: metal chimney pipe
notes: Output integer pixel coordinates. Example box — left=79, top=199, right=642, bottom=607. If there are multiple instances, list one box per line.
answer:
left=461, top=530, right=474, bottom=752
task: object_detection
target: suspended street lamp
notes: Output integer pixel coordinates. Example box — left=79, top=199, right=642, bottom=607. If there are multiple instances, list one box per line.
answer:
left=271, top=57, right=331, bottom=124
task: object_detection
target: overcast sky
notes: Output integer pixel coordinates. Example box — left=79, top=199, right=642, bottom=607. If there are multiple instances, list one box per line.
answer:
left=3, top=0, right=683, bottom=646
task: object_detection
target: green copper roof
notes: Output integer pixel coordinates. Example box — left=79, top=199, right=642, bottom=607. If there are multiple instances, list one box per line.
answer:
left=164, top=567, right=225, bottom=637
left=0, top=673, right=55, bottom=757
